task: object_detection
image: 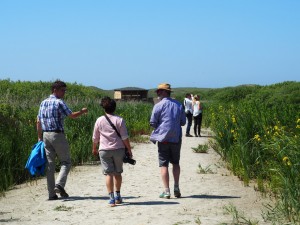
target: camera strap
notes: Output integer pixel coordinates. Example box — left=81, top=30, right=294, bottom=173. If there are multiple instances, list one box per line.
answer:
left=104, top=114, right=122, bottom=139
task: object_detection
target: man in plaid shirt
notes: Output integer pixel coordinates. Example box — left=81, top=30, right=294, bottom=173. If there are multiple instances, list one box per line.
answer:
left=37, top=80, right=88, bottom=200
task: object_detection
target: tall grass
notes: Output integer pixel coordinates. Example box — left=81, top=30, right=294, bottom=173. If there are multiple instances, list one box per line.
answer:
left=0, top=80, right=153, bottom=194
left=1, top=80, right=300, bottom=223
left=207, top=97, right=300, bottom=223
left=0, top=104, right=38, bottom=194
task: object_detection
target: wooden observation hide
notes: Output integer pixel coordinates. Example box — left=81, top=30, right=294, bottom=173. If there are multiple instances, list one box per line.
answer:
left=114, top=87, right=148, bottom=101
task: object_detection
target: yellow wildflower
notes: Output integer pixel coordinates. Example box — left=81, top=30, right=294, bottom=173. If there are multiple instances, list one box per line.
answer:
left=232, top=116, right=236, bottom=123
left=254, top=134, right=261, bottom=142
left=283, top=156, right=292, bottom=166
left=233, top=133, right=238, bottom=141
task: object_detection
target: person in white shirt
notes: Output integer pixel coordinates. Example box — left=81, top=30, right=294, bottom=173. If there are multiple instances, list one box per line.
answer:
left=183, top=93, right=193, bottom=137
left=192, top=95, right=203, bottom=137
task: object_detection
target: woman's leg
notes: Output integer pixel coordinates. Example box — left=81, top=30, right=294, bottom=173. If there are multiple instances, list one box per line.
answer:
left=194, top=115, right=200, bottom=136
left=193, top=117, right=198, bottom=136
left=198, top=113, right=203, bottom=136
left=106, top=174, right=114, bottom=193
left=114, top=174, right=122, bottom=192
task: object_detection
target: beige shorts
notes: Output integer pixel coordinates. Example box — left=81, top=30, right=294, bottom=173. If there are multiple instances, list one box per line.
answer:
left=99, top=148, right=125, bottom=175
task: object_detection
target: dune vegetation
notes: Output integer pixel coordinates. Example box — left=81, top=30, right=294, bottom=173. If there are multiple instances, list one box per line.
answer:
left=1, top=79, right=299, bottom=223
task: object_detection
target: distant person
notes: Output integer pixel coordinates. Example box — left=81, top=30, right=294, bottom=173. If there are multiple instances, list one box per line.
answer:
left=192, top=95, right=203, bottom=137
left=150, top=83, right=186, bottom=199
left=183, top=93, right=193, bottom=137
left=37, top=80, right=88, bottom=200
left=92, top=96, right=132, bottom=207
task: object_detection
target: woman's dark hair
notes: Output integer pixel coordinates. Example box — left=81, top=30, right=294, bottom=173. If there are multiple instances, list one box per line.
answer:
left=100, top=96, right=116, bottom=114
left=51, top=80, right=67, bottom=92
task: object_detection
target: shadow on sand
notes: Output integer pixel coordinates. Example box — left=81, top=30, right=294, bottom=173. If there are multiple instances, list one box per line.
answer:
left=182, top=194, right=240, bottom=199
left=61, top=194, right=239, bottom=204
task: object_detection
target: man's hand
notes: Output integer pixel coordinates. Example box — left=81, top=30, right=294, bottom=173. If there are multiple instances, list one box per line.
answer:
left=81, top=108, right=88, bottom=114
left=92, top=148, right=98, bottom=156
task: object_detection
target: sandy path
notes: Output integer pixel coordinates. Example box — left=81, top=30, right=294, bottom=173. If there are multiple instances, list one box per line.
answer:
left=0, top=128, right=271, bottom=225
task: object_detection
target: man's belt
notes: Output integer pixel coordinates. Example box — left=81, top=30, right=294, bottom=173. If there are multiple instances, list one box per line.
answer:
left=43, top=130, right=64, bottom=133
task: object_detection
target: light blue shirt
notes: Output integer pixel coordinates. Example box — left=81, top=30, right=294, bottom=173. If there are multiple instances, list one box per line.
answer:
left=150, top=97, right=186, bottom=143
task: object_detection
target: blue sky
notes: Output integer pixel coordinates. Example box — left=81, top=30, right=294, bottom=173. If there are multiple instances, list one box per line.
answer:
left=1, top=0, right=299, bottom=90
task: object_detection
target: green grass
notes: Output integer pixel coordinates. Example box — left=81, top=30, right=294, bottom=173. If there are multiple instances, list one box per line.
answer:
left=197, top=164, right=214, bottom=174
left=54, top=205, right=73, bottom=211
left=1, top=80, right=300, bottom=224
left=192, top=144, right=209, bottom=153
left=222, top=203, right=259, bottom=225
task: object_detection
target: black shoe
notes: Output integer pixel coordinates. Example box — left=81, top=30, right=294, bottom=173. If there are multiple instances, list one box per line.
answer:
left=195, top=134, right=198, bottom=137
left=54, top=184, right=69, bottom=198
left=185, top=134, right=193, bottom=137
left=48, top=194, right=58, bottom=200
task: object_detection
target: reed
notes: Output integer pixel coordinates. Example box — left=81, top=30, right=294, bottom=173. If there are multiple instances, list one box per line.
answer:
left=206, top=96, right=300, bottom=223
left=1, top=79, right=300, bottom=223
left=0, top=80, right=153, bottom=194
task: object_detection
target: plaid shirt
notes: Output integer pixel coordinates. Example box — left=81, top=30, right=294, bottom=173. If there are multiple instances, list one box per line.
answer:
left=38, top=94, right=72, bottom=131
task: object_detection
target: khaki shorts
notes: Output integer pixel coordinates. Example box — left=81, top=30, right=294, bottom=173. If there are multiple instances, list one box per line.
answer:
left=99, top=148, right=125, bottom=175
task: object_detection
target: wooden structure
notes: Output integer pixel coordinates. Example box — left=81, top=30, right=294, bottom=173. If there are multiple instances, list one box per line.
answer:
left=114, top=87, right=148, bottom=101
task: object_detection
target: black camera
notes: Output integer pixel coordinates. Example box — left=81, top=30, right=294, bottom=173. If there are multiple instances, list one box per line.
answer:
left=123, top=149, right=136, bottom=165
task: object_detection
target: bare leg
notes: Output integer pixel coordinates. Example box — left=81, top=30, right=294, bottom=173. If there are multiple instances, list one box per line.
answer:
left=114, top=174, right=122, bottom=192
left=173, top=164, right=180, bottom=186
left=105, top=174, right=114, bottom=193
left=160, top=166, right=169, bottom=189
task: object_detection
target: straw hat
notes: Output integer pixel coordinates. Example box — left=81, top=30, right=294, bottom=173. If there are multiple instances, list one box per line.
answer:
left=156, top=83, right=172, bottom=92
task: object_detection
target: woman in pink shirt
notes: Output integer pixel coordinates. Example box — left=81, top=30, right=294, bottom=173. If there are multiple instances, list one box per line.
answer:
left=92, top=96, right=132, bottom=207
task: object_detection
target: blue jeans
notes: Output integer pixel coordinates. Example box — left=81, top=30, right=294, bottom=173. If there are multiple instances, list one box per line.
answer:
left=185, top=112, right=193, bottom=135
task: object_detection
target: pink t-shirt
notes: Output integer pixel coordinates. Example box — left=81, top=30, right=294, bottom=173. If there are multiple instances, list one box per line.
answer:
left=92, top=114, right=129, bottom=150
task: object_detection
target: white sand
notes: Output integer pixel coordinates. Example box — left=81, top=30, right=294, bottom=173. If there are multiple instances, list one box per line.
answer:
left=0, top=128, right=272, bottom=225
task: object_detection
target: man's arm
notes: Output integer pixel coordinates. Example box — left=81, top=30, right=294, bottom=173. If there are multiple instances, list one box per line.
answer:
left=69, top=108, right=88, bottom=119
left=36, top=117, right=43, bottom=141
left=149, top=105, right=159, bottom=128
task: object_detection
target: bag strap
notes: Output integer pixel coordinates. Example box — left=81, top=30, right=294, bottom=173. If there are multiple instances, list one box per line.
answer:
left=104, top=114, right=121, bottom=138
left=104, top=114, right=129, bottom=154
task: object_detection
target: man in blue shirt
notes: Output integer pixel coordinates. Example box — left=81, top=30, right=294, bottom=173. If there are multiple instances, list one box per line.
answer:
left=37, top=80, right=88, bottom=200
left=150, top=83, right=186, bottom=199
